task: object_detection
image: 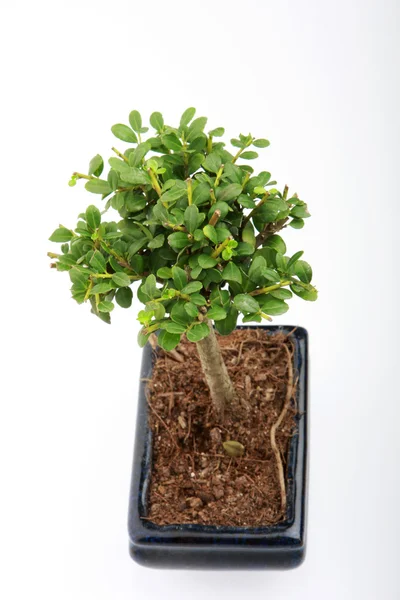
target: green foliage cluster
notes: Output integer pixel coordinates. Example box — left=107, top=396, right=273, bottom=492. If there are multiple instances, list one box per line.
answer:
left=49, top=108, right=317, bottom=351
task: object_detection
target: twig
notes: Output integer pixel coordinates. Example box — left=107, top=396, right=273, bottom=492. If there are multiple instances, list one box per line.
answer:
left=244, top=473, right=266, bottom=497
left=270, top=343, right=295, bottom=514
left=234, top=341, right=245, bottom=365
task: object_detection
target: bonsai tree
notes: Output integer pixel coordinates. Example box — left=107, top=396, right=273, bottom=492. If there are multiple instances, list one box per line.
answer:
left=49, top=108, right=317, bottom=419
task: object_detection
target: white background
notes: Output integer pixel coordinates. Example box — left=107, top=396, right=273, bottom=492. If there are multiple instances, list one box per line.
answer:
left=1, top=1, right=399, bottom=598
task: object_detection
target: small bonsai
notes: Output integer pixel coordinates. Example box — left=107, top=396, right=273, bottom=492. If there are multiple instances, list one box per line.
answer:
left=49, top=108, right=317, bottom=419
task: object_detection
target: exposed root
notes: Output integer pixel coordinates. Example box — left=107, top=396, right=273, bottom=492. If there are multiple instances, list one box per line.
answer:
left=270, top=343, right=295, bottom=514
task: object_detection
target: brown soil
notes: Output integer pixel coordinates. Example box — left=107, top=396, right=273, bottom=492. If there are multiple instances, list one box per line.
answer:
left=144, top=328, right=298, bottom=527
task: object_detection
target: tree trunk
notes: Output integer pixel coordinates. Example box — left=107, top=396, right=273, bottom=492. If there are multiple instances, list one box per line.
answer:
left=195, top=320, right=236, bottom=419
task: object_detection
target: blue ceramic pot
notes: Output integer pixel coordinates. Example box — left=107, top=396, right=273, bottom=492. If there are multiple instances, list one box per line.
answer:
left=128, top=325, right=308, bottom=570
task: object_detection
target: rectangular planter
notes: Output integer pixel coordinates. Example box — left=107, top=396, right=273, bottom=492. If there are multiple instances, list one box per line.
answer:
left=128, top=325, right=308, bottom=570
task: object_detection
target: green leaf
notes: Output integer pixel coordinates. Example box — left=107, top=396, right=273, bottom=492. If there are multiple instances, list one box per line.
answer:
left=119, top=167, right=151, bottom=186
left=242, top=222, right=255, bottom=247
left=270, top=288, right=293, bottom=300
left=138, top=329, right=150, bottom=347
left=222, top=262, right=242, bottom=284
left=150, top=111, right=164, bottom=131
left=111, top=124, right=137, bottom=143
left=162, top=134, right=183, bottom=152
left=128, top=237, right=147, bottom=258
left=289, top=218, right=305, bottom=229
left=240, top=151, right=258, bottom=159
left=148, top=234, right=165, bottom=249
left=217, top=183, right=242, bottom=202
left=90, top=282, right=113, bottom=295
left=210, top=289, right=230, bottom=307
left=168, top=232, right=192, bottom=249
left=248, top=255, right=266, bottom=283
left=186, top=322, right=210, bottom=342
left=88, top=154, right=104, bottom=177
left=142, top=274, right=158, bottom=298
left=184, top=204, right=199, bottom=234
left=209, top=127, right=225, bottom=137
left=69, top=267, right=90, bottom=287
left=261, top=267, right=281, bottom=282
left=96, top=311, right=111, bottom=324
left=252, top=139, right=270, bottom=148
left=233, top=294, right=260, bottom=313
left=198, top=253, right=217, bottom=269
left=181, top=281, right=203, bottom=294
left=158, top=330, right=181, bottom=351
left=85, top=179, right=112, bottom=195
left=108, top=170, right=119, bottom=191
left=238, top=194, right=256, bottom=209
left=111, top=272, right=131, bottom=287
left=108, top=157, right=130, bottom=173
left=287, top=251, right=304, bottom=270
left=231, top=138, right=244, bottom=148
left=49, top=227, right=73, bottom=243
left=157, top=267, right=172, bottom=279
left=188, top=116, right=207, bottom=137
left=203, top=224, right=218, bottom=245
left=172, top=266, right=187, bottom=290
left=193, top=230, right=205, bottom=243
left=129, top=110, right=142, bottom=132
left=253, top=199, right=289, bottom=229
left=180, top=107, right=196, bottom=128
left=129, top=142, right=151, bottom=167
left=242, top=313, right=262, bottom=323
left=208, top=201, right=230, bottom=220
left=89, top=250, right=107, bottom=273
left=150, top=302, right=165, bottom=320
left=115, top=287, right=133, bottom=308
left=215, top=307, right=238, bottom=336
left=98, top=300, right=114, bottom=313
left=184, top=302, right=199, bottom=318
left=164, top=322, right=186, bottom=334
left=264, top=235, right=286, bottom=255
left=189, top=293, right=207, bottom=306
left=160, top=185, right=187, bottom=205
left=125, top=191, right=146, bottom=212
left=58, top=254, right=76, bottom=266
left=207, top=305, right=227, bottom=320
left=171, top=300, right=193, bottom=325
left=294, top=260, right=313, bottom=283
left=290, top=205, right=311, bottom=218
left=236, top=242, right=255, bottom=256
left=203, top=152, right=222, bottom=174
left=216, top=227, right=231, bottom=243
left=188, top=153, right=204, bottom=174
left=193, top=183, right=211, bottom=206
left=275, top=253, right=287, bottom=272
left=111, top=193, right=124, bottom=211
left=152, top=202, right=170, bottom=225
left=202, top=269, right=222, bottom=285
left=291, top=284, right=318, bottom=301
left=86, top=205, right=101, bottom=230
left=261, top=297, right=289, bottom=315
